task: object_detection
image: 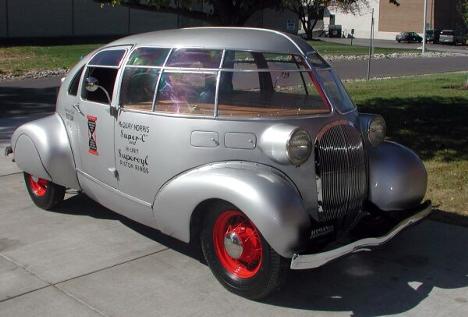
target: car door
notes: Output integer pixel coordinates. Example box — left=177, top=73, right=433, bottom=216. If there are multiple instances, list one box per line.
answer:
left=76, top=46, right=130, bottom=188
left=113, top=47, right=171, bottom=203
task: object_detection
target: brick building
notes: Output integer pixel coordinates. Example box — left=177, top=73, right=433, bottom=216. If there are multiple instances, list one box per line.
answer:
left=325, top=0, right=465, bottom=40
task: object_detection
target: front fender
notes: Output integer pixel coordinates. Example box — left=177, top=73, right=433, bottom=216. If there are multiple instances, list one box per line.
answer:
left=153, top=162, right=311, bottom=258
left=11, top=113, right=80, bottom=189
left=368, top=141, right=427, bottom=211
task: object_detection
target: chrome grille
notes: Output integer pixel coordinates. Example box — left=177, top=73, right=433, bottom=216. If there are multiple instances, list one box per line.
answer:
left=315, top=122, right=368, bottom=222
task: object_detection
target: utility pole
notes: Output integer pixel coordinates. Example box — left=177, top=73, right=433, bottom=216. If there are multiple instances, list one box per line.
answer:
left=366, top=8, right=374, bottom=81
left=422, top=0, right=427, bottom=53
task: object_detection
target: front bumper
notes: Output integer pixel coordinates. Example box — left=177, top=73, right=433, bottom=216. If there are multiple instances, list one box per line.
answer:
left=290, top=201, right=432, bottom=270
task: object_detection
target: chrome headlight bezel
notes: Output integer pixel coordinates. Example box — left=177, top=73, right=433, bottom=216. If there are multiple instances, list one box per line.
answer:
left=259, top=124, right=312, bottom=166
left=287, top=129, right=312, bottom=166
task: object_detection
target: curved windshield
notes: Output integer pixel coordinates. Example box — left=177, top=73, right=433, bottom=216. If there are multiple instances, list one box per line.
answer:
left=306, top=52, right=356, bottom=113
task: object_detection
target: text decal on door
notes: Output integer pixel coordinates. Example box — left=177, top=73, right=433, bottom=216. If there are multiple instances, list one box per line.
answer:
left=87, top=115, right=98, bottom=155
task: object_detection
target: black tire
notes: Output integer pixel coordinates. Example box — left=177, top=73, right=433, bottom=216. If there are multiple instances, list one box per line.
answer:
left=201, top=202, right=287, bottom=300
left=24, top=172, right=65, bottom=210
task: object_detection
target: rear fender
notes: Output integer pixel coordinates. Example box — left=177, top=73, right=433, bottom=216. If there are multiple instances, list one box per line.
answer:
left=11, top=113, right=80, bottom=189
left=152, top=162, right=311, bottom=258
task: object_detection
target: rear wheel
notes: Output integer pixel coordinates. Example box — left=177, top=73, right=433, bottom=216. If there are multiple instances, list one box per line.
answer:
left=24, top=173, right=65, bottom=210
left=201, top=202, right=287, bottom=299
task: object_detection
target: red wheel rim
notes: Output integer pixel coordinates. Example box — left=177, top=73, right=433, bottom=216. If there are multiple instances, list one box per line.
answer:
left=213, top=210, right=263, bottom=279
left=28, top=175, right=48, bottom=197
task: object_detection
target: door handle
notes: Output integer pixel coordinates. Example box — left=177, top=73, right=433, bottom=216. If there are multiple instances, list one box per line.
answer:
left=72, top=103, right=84, bottom=116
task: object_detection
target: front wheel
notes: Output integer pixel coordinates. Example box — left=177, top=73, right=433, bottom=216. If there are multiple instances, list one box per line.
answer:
left=201, top=203, right=287, bottom=299
left=24, top=173, right=65, bottom=210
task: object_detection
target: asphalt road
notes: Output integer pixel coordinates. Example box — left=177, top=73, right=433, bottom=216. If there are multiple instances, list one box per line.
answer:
left=331, top=56, right=468, bottom=80
left=0, top=152, right=467, bottom=316
left=322, top=37, right=468, bottom=55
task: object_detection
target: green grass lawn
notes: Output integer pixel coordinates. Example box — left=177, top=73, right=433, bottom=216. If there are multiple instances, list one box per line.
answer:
left=0, top=40, right=421, bottom=76
left=0, top=44, right=101, bottom=76
left=309, top=40, right=421, bottom=56
left=345, top=72, right=468, bottom=218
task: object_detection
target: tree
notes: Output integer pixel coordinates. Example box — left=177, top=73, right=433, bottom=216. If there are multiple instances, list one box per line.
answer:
left=283, top=0, right=403, bottom=40
left=457, top=0, right=468, bottom=32
left=97, top=0, right=282, bottom=26
left=283, top=1, right=369, bottom=40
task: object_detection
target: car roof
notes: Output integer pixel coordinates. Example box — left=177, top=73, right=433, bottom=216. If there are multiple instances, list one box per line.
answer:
left=109, top=27, right=314, bottom=56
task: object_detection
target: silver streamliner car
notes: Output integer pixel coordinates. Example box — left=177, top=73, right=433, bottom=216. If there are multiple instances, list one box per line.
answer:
left=7, top=27, right=431, bottom=299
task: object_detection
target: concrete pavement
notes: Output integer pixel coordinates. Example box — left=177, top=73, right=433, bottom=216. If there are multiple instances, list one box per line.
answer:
left=0, top=152, right=467, bottom=316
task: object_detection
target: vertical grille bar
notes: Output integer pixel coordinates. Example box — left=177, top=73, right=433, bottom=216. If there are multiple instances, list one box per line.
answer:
left=315, top=123, right=367, bottom=222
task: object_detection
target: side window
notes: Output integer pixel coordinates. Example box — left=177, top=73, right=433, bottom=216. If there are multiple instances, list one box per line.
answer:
left=82, top=67, right=119, bottom=105
left=155, top=72, right=217, bottom=116
left=120, top=68, right=160, bottom=111
left=218, top=51, right=328, bottom=118
left=127, top=47, right=170, bottom=66
left=68, top=66, right=84, bottom=96
left=119, top=47, right=169, bottom=112
left=82, top=49, right=126, bottom=105
left=166, top=48, right=222, bottom=68
left=88, top=50, right=126, bottom=67
left=222, top=51, right=257, bottom=70
left=218, top=71, right=324, bottom=118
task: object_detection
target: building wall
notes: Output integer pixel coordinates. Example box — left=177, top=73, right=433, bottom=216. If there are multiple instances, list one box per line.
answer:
left=434, top=0, right=465, bottom=31
left=73, top=0, right=129, bottom=36
left=0, top=0, right=297, bottom=40
left=379, top=0, right=435, bottom=33
left=129, top=9, right=178, bottom=34
left=261, top=8, right=299, bottom=34
left=326, top=0, right=439, bottom=40
left=7, top=0, right=73, bottom=38
left=326, top=0, right=381, bottom=39
left=0, top=0, right=7, bottom=38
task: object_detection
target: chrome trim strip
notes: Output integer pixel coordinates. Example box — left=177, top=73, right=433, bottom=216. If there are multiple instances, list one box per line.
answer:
left=152, top=48, right=173, bottom=112
left=290, top=202, right=432, bottom=270
left=214, top=50, right=226, bottom=118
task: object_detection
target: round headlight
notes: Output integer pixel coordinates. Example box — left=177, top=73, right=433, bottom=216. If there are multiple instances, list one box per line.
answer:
left=287, top=129, right=312, bottom=166
left=368, top=115, right=386, bottom=146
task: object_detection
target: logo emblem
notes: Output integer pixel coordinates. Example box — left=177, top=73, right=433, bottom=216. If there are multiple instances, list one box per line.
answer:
left=87, top=115, right=98, bottom=155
